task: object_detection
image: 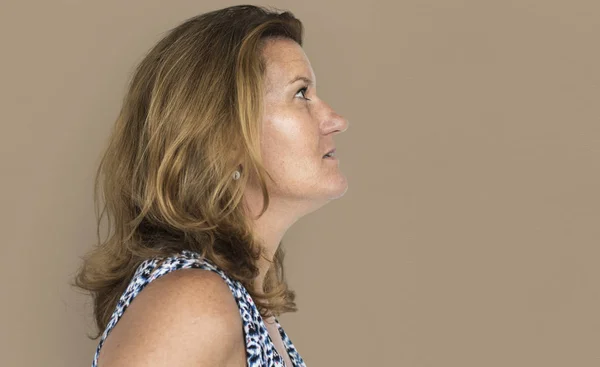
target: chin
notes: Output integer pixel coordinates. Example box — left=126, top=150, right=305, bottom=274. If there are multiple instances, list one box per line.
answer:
left=332, top=185, right=349, bottom=199
left=325, top=175, right=348, bottom=199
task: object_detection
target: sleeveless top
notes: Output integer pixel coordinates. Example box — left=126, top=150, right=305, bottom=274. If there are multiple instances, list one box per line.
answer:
left=91, top=250, right=307, bottom=367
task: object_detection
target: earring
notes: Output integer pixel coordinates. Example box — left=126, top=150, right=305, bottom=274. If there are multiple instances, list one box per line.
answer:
left=232, top=168, right=241, bottom=180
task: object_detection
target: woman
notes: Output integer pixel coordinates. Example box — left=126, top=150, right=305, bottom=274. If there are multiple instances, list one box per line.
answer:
left=75, top=4, right=349, bottom=367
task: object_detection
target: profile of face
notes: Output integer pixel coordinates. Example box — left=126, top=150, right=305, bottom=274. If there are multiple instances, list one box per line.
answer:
left=257, top=38, right=349, bottom=212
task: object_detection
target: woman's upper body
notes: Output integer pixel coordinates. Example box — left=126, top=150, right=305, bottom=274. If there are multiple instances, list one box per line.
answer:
left=94, top=251, right=303, bottom=367
left=75, top=4, right=348, bottom=367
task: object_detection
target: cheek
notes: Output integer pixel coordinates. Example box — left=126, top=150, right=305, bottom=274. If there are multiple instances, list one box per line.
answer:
left=262, top=109, right=316, bottom=160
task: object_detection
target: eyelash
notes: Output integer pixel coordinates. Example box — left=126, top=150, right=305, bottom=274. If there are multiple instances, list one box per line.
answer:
left=295, top=86, right=311, bottom=101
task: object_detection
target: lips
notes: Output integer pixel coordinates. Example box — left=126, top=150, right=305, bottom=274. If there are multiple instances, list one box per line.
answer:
left=323, top=148, right=336, bottom=158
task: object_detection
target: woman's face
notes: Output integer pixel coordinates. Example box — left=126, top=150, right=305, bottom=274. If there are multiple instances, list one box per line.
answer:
left=258, top=37, right=349, bottom=205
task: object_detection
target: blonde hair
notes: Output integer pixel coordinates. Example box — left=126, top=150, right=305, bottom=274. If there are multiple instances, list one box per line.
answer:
left=74, top=5, right=303, bottom=338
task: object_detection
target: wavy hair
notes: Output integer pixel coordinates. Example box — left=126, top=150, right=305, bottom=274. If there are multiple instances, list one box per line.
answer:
left=74, top=5, right=303, bottom=338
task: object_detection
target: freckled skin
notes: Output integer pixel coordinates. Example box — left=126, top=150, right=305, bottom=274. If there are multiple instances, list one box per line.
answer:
left=257, top=38, right=349, bottom=210
left=243, top=39, right=350, bottom=333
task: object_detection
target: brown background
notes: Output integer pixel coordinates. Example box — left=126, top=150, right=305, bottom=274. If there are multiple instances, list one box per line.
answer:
left=1, top=0, right=598, bottom=366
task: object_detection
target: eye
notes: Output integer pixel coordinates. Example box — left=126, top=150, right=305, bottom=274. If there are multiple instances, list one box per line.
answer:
left=295, top=86, right=311, bottom=101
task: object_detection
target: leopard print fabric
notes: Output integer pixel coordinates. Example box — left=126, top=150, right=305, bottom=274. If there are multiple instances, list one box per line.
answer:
left=91, top=250, right=306, bottom=367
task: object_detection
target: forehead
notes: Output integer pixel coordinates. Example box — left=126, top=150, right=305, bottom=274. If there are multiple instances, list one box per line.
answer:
left=261, top=38, right=316, bottom=90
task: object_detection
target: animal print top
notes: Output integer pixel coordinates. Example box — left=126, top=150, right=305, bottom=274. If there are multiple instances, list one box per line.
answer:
left=91, top=250, right=306, bottom=367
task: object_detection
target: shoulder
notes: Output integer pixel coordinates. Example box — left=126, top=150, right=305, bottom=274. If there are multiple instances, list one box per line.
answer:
left=98, top=268, right=245, bottom=366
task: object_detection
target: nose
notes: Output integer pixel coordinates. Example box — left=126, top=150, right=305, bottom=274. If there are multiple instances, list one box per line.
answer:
left=333, top=111, right=349, bottom=134
left=322, top=104, right=349, bottom=134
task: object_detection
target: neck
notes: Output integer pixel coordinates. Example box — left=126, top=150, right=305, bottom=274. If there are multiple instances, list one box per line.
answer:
left=241, top=179, right=328, bottom=294
left=242, top=189, right=305, bottom=293
left=248, top=204, right=296, bottom=293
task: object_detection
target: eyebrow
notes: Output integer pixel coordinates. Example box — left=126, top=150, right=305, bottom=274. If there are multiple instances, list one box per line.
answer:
left=287, top=75, right=315, bottom=86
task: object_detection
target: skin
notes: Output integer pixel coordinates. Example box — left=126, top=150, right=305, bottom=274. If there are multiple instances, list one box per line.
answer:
left=97, top=270, right=248, bottom=366
left=245, top=37, right=350, bottom=293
